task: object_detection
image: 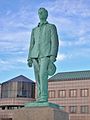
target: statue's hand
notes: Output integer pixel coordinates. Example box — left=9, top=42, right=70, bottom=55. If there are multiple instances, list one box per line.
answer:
left=27, top=59, right=33, bottom=67
left=50, top=56, right=56, bottom=62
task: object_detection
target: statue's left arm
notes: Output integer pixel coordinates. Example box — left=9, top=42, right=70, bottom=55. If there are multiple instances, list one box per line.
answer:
left=50, top=25, right=59, bottom=62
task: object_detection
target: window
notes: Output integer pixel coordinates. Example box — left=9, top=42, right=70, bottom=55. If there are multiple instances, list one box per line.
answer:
left=2, top=107, right=5, bottom=110
left=80, top=89, right=89, bottom=97
left=80, top=106, right=89, bottom=113
left=69, top=89, right=77, bottom=97
left=7, top=106, right=14, bottom=110
left=17, top=82, right=34, bottom=98
left=48, top=90, right=55, bottom=98
left=58, top=90, right=66, bottom=98
left=69, top=106, right=77, bottom=113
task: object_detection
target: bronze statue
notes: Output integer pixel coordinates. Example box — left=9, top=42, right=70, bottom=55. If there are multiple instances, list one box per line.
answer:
left=27, top=8, right=59, bottom=102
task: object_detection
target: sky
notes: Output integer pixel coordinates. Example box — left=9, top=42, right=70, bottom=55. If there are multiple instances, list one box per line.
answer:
left=0, top=0, right=90, bottom=83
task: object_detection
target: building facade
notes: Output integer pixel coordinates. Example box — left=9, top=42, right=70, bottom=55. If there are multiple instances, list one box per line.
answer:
left=0, top=70, right=90, bottom=120
left=48, top=70, right=90, bottom=120
left=0, top=75, right=35, bottom=120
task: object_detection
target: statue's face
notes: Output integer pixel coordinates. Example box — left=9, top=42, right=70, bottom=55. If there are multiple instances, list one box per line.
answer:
left=38, top=8, right=48, bottom=20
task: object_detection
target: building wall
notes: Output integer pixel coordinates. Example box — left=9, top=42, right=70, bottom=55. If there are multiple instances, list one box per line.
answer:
left=48, top=79, right=90, bottom=120
left=0, top=75, right=90, bottom=120
left=0, top=78, right=35, bottom=120
left=1, top=81, right=35, bottom=98
left=0, top=110, right=13, bottom=119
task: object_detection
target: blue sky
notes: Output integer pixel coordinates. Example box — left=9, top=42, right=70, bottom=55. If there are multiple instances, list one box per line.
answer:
left=0, top=0, right=90, bottom=83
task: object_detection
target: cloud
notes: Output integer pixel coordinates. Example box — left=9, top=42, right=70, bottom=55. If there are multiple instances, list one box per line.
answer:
left=60, top=34, right=90, bottom=47
left=0, top=0, right=90, bottom=74
left=41, top=0, right=90, bottom=17
left=74, top=36, right=90, bottom=46
left=0, top=6, right=38, bottom=31
left=0, top=59, right=8, bottom=64
left=0, top=31, right=30, bottom=54
left=0, top=55, right=27, bottom=72
left=0, top=59, right=15, bottom=71
left=0, top=5, right=39, bottom=56
left=0, top=6, right=35, bottom=72
left=0, top=0, right=89, bottom=53
left=72, top=48, right=90, bottom=57
left=16, top=57, right=27, bottom=64
left=57, top=53, right=66, bottom=61
left=40, top=0, right=90, bottom=41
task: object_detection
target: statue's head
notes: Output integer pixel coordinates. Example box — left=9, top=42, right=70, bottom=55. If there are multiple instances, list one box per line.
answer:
left=38, top=8, right=48, bottom=21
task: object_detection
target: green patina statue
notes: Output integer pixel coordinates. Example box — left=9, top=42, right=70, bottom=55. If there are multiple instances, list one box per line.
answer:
left=27, top=8, right=59, bottom=103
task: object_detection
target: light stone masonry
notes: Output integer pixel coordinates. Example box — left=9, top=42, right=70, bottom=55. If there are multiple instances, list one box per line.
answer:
left=13, top=107, right=69, bottom=120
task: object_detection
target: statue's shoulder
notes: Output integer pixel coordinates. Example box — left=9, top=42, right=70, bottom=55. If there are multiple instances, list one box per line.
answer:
left=32, top=25, right=39, bottom=31
left=47, top=23, right=57, bottom=29
left=32, top=27, right=37, bottom=31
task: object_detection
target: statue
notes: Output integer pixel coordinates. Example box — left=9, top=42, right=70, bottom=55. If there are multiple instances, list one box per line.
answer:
left=27, top=8, right=59, bottom=103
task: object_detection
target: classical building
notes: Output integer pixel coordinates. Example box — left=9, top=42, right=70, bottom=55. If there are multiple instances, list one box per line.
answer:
left=0, top=70, right=90, bottom=120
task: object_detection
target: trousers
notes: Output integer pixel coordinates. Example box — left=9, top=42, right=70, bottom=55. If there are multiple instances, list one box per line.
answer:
left=33, top=57, right=49, bottom=102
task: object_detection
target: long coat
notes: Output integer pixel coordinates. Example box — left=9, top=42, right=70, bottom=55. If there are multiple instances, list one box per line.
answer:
left=28, top=22, right=59, bottom=60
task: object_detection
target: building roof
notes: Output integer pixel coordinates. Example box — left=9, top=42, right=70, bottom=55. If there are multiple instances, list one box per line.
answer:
left=2, top=75, right=34, bottom=84
left=49, top=70, right=90, bottom=81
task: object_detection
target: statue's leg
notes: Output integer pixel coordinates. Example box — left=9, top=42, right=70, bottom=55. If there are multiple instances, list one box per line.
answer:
left=33, top=59, right=41, bottom=101
left=39, top=57, right=49, bottom=102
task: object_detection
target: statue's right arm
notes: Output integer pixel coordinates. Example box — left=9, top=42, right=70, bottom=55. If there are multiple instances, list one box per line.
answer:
left=27, top=29, right=35, bottom=67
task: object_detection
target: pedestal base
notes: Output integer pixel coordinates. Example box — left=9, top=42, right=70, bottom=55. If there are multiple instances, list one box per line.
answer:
left=13, top=106, right=69, bottom=120
left=25, top=101, right=60, bottom=109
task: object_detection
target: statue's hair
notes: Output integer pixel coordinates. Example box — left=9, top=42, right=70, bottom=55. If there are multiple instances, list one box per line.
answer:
left=38, top=7, right=48, bottom=18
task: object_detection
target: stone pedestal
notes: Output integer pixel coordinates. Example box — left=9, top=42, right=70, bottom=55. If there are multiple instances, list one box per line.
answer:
left=13, top=107, right=69, bottom=120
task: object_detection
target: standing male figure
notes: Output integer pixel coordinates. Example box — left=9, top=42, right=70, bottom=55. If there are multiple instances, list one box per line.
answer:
left=27, top=8, right=59, bottom=102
